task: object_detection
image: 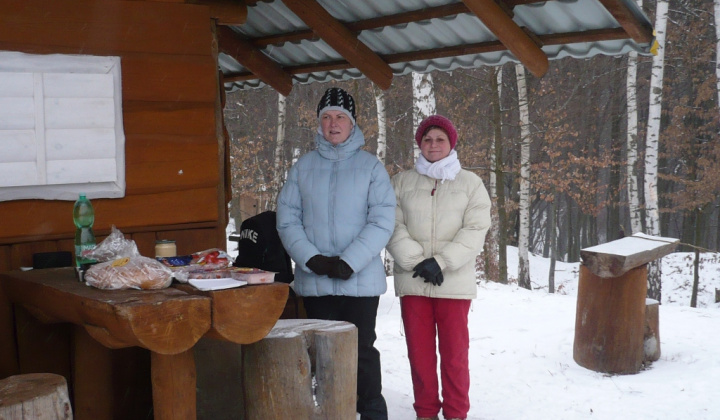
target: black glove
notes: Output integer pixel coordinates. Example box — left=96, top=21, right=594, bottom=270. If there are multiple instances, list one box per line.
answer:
left=413, top=257, right=444, bottom=286
left=306, top=255, right=338, bottom=276
left=328, top=259, right=353, bottom=280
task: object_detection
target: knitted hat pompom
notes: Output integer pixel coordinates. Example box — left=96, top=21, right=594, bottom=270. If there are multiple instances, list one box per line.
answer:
left=415, top=115, right=458, bottom=149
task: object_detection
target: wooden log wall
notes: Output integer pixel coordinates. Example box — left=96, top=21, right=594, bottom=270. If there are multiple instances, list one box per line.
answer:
left=0, top=0, right=228, bottom=270
left=0, top=2, right=229, bottom=412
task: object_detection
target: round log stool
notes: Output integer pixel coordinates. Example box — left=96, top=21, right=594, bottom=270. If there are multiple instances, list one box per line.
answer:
left=243, top=319, right=358, bottom=420
left=0, top=373, right=72, bottom=419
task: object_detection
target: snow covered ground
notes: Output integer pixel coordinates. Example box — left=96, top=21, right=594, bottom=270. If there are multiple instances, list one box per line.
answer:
left=378, top=249, right=720, bottom=420
left=227, top=221, right=720, bottom=419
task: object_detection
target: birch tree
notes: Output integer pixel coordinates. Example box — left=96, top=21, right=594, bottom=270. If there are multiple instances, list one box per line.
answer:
left=412, top=72, right=436, bottom=159
left=489, top=68, right=507, bottom=284
left=626, top=3, right=643, bottom=234
left=375, top=86, right=393, bottom=274
left=272, top=93, right=287, bottom=208
left=515, top=63, right=532, bottom=290
left=645, top=0, right=669, bottom=301
left=375, top=88, right=387, bottom=164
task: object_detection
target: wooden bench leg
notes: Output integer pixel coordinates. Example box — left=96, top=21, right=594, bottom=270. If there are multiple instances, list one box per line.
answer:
left=151, top=349, right=197, bottom=420
left=0, top=373, right=72, bottom=419
left=73, top=326, right=113, bottom=420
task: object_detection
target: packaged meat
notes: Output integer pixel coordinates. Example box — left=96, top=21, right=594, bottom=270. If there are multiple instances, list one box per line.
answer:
left=230, top=267, right=276, bottom=284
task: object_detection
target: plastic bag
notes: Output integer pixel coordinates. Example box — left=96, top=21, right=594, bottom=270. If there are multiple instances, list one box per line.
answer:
left=85, top=225, right=140, bottom=262
left=165, top=248, right=234, bottom=283
left=85, top=256, right=173, bottom=290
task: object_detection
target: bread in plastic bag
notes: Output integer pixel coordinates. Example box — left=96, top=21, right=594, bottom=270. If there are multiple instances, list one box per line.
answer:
left=85, top=256, right=173, bottom=290
left=85, top=225, right=140, bottom=262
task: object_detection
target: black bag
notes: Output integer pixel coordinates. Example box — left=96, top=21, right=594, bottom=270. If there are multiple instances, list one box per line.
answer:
left=233, top=211, right=294, bottom=284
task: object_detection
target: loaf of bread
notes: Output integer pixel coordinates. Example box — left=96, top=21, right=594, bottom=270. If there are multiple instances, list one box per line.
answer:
left=85, top=256, right=173, bottom=290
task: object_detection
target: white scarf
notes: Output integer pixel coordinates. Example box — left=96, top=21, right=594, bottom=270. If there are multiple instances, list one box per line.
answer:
left=415, top=150, right=461, bottom=182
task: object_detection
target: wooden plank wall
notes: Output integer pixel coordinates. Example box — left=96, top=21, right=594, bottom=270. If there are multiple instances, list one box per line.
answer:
left=0, top=0, right=227, bottom=269
left=0, top=2, right=228, bottom=407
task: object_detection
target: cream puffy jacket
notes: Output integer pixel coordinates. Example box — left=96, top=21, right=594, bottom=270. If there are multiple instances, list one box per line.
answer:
left=387, top=168, right=491, bottom=299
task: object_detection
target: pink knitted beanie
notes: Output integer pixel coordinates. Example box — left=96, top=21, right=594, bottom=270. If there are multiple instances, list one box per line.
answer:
left=415, top=115, right=458, bottom=149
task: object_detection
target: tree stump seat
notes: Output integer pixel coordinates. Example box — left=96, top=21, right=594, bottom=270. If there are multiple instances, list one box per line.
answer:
left=0, top=373, right=72, bottom=419
left=574, top=234, right=677, bottom=375
left=242, top=319, right=358, bottom=420
left=644, top=299, right=660, bottom=363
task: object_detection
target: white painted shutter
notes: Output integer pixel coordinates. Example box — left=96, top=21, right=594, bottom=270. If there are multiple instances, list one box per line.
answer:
left=0, top=51, right=125, bottom=201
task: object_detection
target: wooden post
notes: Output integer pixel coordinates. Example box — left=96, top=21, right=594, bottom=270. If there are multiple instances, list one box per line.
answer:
left=151, top=349, right=197, bottom=420
left=574, top=233, right=677, bottom=374
left=573, top=265, right=648, bottom=374
left=0, top=373, right=72, bottom=419
left=73, top=326, right=113, bottom=420
left=242, top=319, right=358, bottom=420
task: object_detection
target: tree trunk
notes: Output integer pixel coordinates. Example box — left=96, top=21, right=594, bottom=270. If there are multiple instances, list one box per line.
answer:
left=272, top=93, right=287, bottom=207
left=691, top=208, right=702, bottom=308
left=515, top=63, right=531, bottom=290
left=715, top=0, right=720, bottom=111
left=548, top=193, right=557, bottom=293
left=626, top=45, right=643, bottom=234
left=374, top=87, right=387, bottom=164
left=490, top=67, right=507, bottom=284
left=375, top=87, right=393, bottom=275
left=412, top=72, right=436, bottom=159
left=645, top=0, right=669, bottom=302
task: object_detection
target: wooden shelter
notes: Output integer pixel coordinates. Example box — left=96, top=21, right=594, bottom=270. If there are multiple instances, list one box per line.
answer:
left=0, top=0, right=656, bottom=278
left=0, top=0, right=655, bottom=417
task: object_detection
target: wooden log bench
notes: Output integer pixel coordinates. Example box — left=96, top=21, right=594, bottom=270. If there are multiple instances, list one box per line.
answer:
left=242, top=319, right=358, bottom=420
left=574, top=233, right=677, bottom=374
left=0, top=373, right=72, bottom=419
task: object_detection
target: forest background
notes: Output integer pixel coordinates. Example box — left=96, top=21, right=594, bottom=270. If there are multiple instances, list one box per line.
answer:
left=223, top=0, right=720, bottom=303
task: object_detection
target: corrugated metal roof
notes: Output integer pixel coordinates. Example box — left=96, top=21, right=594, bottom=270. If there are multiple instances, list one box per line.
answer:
left=220, top=0, right=654, bottom=91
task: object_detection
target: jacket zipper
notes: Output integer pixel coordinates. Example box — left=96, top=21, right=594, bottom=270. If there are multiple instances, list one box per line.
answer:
left=431, top=179, right=437, bottom=255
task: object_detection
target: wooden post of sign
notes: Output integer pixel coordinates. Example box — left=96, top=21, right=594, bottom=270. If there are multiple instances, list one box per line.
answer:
left=0, top=373, right=72, bottom=419
left=574, top=264, right=648, bottom=374
left=242, top=319, right=358, bottom=420
left=574, top=233, right=678, bottom=374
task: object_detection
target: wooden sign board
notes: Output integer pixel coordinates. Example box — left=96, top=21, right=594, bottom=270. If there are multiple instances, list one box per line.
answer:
left=580, top=232, right=679, bottom=278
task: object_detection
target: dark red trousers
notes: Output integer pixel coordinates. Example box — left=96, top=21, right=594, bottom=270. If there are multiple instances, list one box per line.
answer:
left=401, top=295, right=471, bottom=420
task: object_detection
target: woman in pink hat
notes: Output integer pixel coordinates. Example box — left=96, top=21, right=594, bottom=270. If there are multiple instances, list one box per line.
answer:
left=387, top=115, right=492, bottom=420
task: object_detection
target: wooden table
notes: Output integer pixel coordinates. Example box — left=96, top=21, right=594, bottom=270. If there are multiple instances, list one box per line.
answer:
left=0, top=267, right=289, bottom=420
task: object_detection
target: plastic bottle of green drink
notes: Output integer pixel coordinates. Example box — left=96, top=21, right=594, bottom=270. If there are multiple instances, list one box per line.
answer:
left=73, top=193, right=97, bottom=267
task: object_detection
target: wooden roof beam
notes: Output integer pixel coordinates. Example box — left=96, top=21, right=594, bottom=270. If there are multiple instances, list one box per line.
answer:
left=222, top=27, right=628, bottom=84
left=461, top=0, right=548, bottom=77
left=216, top=25, right=293, bottom=96
left=281, top=0, right=394, bottom=90
left=251, top=0, right=551, bottom=47
left=186, top=0, right=248, bottom=25
left=596, top=0, right=654, bottom=43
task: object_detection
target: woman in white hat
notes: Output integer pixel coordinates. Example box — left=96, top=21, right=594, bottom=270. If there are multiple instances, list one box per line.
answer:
left=277, top=87, right=396, bottom=420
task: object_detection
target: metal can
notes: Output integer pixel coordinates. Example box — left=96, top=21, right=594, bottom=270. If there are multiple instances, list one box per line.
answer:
left=155, top=240, right=177, bottom=258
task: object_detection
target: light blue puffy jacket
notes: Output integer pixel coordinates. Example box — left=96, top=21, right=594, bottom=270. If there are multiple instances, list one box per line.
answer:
left=276, top=126, right=396, bottom=297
